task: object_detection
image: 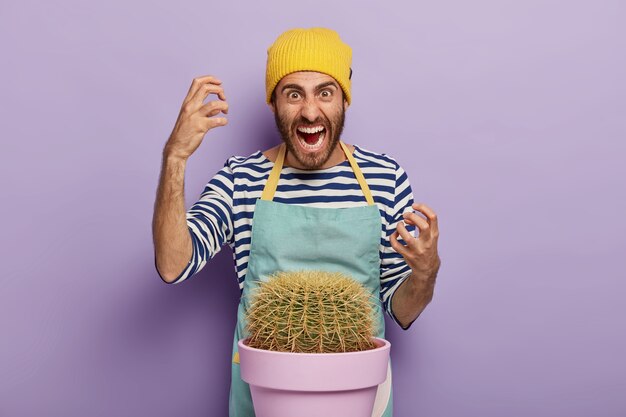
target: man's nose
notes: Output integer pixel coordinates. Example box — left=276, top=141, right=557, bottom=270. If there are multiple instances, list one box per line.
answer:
left=300, top=97, right=321, bottom=122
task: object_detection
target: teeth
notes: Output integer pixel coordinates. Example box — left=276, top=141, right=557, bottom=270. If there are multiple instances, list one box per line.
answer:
left=297, top=125, right=325, bottom=134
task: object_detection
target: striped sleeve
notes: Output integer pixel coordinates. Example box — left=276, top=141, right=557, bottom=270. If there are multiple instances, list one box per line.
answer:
left=379, top=160, right=417, bottom=330
left=162, top=159, right=235, bottom=284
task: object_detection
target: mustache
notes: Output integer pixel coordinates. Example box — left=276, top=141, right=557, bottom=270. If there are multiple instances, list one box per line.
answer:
left=293, top=120, right=328, bottom=127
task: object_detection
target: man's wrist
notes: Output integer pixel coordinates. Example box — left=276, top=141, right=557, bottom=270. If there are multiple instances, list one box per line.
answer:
left=163, top=148, right=188, bottom=166
left=405, top=270, right=437, bottom=308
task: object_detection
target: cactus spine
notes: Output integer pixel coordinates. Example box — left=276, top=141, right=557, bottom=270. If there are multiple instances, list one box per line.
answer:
left=245, top=270, right=379, bottom=353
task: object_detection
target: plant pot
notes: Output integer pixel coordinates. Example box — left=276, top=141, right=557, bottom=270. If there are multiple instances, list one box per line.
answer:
left=238, top=336, right=391, bottom=417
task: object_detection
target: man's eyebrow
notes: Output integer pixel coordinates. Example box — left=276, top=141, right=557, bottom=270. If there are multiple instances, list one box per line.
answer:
left=281, top=81, right=339, bottom=93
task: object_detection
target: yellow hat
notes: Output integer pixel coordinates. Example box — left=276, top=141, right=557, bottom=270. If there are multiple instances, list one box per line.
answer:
left=266, top=27, right=353, bottom=105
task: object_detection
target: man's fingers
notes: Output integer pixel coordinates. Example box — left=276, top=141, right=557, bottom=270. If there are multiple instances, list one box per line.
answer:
left=183, top=75, right=223, bottom=107
left=190, top=83, right=226, bottom=106
left=199, top=115, right=228, bottom=131
left=389, top=230, right=408, bottom=256
left=412, top=203, right=439, bottom=238
left=402, top=212, right=429, bottom=238
left=188, top=84, right=227, bottom=113
left=199, top=100, right=229, bottom=118
left=396, top=221, right=415, bottom=248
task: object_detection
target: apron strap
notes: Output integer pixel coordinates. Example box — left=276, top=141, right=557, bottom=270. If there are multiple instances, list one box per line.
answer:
left=260, top=141, right=288, bottom=202
left=261, top=141, right=375, bottom=205
left=340, top=141, right=375, bottom=206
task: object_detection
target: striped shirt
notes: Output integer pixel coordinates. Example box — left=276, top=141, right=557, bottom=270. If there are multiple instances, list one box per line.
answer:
left=160, top=144, right=417, bottom=330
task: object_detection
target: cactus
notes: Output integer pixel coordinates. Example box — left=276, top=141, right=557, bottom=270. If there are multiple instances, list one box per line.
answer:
left=244, top=270, right=379, bottom=353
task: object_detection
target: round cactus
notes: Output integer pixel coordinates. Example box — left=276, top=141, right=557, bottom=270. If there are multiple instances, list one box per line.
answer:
left=244, top=270, right=379, bottom=353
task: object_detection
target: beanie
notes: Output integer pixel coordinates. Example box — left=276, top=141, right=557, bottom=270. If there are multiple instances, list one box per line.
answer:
left=265, top=27, right=353, bottom=105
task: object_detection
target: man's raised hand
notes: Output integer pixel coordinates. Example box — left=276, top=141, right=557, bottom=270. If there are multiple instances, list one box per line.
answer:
left=164, top=75, right=229, bottom=161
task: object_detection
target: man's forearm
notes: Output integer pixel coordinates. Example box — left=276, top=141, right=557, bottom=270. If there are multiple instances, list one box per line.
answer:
left=391, top=271, right=437, bottom=329
left=152, top=153, right=193, bottom=283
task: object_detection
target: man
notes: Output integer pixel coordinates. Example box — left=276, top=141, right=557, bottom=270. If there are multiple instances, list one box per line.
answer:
left=152, top=27, right=440, bottom=417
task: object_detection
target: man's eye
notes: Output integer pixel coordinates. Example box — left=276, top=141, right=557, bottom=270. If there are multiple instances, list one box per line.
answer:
left=321, top=90, right=332, bottom=97
left=289, top=92, right=300, bottom=99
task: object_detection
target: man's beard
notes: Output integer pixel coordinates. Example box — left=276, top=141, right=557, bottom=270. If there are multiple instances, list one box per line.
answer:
left=273, top=106, right=346, bottom=170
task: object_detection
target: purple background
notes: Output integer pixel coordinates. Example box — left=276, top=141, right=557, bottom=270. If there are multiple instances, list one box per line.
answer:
left=1, top=1, right=625, bottom=416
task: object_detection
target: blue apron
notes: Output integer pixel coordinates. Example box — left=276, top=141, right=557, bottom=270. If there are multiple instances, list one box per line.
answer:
left=229, top=141, right=393, bottom=417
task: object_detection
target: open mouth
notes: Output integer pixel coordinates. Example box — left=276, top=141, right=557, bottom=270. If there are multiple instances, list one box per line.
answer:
left=296, top=125, right=326, bottom=151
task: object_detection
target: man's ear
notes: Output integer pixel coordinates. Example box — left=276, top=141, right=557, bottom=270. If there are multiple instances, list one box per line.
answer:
left=268, top=101, right=276, bottom=114
left=343, top=99, right=349, bottom=112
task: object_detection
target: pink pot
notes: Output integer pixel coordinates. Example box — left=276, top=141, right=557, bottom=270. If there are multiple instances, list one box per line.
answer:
left=238, top=337, right=391, bottom=417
